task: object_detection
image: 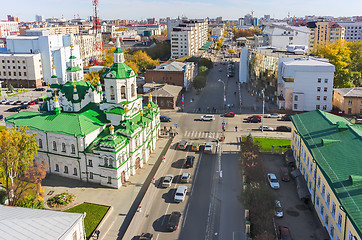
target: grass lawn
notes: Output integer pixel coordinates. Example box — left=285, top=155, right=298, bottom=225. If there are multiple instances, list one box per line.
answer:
left=64, top=202, right=110, bottom=239
left=242, top=137, right=291, bottom=152
left=7, top=90, right=29, bottom=97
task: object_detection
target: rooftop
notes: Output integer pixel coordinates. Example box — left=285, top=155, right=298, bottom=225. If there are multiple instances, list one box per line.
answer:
left=155, top=61, right=189, bottom=72
left=291, top=110, right=362, bottom=236
left=334, top=87, right=362, bottom=98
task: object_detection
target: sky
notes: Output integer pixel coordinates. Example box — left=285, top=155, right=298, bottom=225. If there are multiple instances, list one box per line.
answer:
left=2, top=0, right=362, bottom=22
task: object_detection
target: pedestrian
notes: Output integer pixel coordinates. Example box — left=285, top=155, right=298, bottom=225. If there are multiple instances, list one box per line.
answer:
left=235, top=126, right=238, bottom=132
left=95, top=229, right=100, bottom=239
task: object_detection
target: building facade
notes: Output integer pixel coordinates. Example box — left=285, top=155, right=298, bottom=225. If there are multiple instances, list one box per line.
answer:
left=0, top=53, right=43, bottom=88
left=307, top=20, right=345, bottom=51
left=0, top=21, right=19, bottom=38
left=170, top=19, right=208, bottom=59
left=338, top=22, right=362, bottom=41
left=291, top=110, right=362, bottom=240
left=277, top=58, right=335, bottom=111
left=6, top=37, right=161, bottom=188
left=333, top=87, right=362, bottom=115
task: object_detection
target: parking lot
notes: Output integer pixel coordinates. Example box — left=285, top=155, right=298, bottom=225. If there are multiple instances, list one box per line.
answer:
left=263, top=153, right=329, bottom=240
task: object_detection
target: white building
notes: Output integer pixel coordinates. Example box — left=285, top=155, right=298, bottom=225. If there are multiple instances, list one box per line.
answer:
left=277, top=58, right=335, bottom=111
left=73, top=34, right=102, bottom=66
left=35, top=15, right=45, bottom=22
left=338, top=22, right=362, bottom=41
left=0, top=53, right=43, bottom=88
left=0, top=205, right=86, bottom=240
left=171, top=19, right=208, bottom=59
left=6, top=29, right=82, bottom=85
left=6, top=37, right=160, bottom=188
left=211, top=27, right=224, bottom=37
left=262, top=23, right=310, bottom=50
left=0, top=21, right=19, bottom=38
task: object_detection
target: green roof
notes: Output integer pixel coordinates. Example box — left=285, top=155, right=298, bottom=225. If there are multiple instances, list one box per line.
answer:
left=103, top=62, right=136, bottom=79
left=66, top=66, right=82, bottom=72
left=199, top=41, right=213, bottom=50
left=114, top=48, right=124, bottom=53
left=106, top=107, right=125, bottom=115
left=291, top=110, right=362, bottom=236
left=52, top=80, right=94, bottom=104
left=69, top=56, right=77, bottom=59
left=5, top=105, right=108, bottom=137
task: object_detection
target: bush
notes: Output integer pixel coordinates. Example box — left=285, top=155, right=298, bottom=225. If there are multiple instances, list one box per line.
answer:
left=47, top=192, right=74, bottom=208
left=16, top=194, right=43, bottom=209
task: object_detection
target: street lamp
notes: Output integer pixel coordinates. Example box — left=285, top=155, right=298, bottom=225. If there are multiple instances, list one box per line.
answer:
left=261, top=89, right=265, bottom=133
left=208, top=133, right=222, bottom=181
left=218, top=79, right=226, bottom=109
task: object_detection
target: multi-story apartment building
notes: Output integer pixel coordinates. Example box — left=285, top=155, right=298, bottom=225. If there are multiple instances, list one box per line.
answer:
left=73, top=34, right=102, bottom=66
left=19, top=26, right=79, bottom=36
left=291, top=110, right=362, bottom=240
left=338, top=22, right=362, bottom=41
left=211, top=27, right=224, bottom=37
left=307, top=20, right=345, bottom=50
left=278, top=58, right=335, bottom=111
left=333, top=87, right=362, bottom=115
left=0, top=53, right=43, bottom=88
left=170, top=19, right=208, bottom=59
left=0, top=21, right=19, bottom=38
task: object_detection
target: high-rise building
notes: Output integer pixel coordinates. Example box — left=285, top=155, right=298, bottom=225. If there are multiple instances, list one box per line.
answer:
left=7, top=15, right=20, bottom=22
left=0, top=21, right=19, bottom=38
left=338, top=22, right=362, bottom=41
left=307, top=20, right=345, bottom=50
left=170, top=19, right=208, bottom=59
left=35, top=15, right=45, bottom=22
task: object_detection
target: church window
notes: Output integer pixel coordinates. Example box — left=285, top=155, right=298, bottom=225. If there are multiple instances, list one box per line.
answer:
left=121, top=86, right=126, bottom=99
left=39, top=139, right=43, bottom=148
left=89, top=172, right=93, bottom=179
left=64, top=166, right=68, bottom=174
left=53, top=141, right=57, bottom=151
left=110, top=86, right=115, bottom=100
left=62, top=143, right=66, bottom=152
left=55, top=164, right=59, bottom=172
left=71, top=144, right=75, bottom=154
left=104, top=158, right=108, bottom=166
left=131, top=84, right=136, bottom=97
left=73, top=168, right=77, bottom=176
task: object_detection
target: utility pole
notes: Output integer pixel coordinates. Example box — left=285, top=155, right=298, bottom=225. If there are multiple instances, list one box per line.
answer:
left=261, top=89, right=265, bottom=133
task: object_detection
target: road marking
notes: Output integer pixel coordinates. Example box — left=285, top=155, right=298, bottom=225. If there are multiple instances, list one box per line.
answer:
left=161, top=203, right=171, bottom=226
left=191, top=152, right=202, bottom=197
left=155, top=233, right=160, bottom=240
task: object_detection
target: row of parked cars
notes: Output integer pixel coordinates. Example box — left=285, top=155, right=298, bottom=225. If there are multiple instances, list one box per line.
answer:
left=1, top=100, right=38, bottom=112
left=178, top=140, right=213, bottom=154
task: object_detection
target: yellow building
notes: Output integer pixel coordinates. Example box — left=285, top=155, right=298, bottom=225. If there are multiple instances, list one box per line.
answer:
left=19, top=26, right=79, bottom=35
left=333, top=87, right=362, bottom=116
left=291, top=110, right=362, bottom=240
left=308, top=20, right=345, bottom=50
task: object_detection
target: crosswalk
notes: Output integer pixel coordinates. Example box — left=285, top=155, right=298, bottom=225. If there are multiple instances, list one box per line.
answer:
left=182, top=130, right=219, bottom=139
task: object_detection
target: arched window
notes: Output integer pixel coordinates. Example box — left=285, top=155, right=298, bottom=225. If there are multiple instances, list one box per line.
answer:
left=131, top=84, right=135, bottom=97
left=62, top=143, right=66, bottom=152
left=39, top=139, right=43, bottom=148
left=104, top=158, right=108, bottom=166
left=71, top=144, right=75, bottom=154
left=121, top=86, right=126, bottom=99
left=55, top=164, right=59, bottom=172
left=110, top=86, right=115, bottom=100
left=109, top=159, right=113, bottom=167
left=73, top=168, right=77, bottom=176
left=53, top=141, right=57, bottom=151
left=64, top=166, right=68, bottom=174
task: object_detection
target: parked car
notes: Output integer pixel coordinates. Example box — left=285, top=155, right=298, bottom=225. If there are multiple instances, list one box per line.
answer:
left=266, top=113, right=281, bottom=118
left=184, top=156, right=195, bottom=168
left=15, top=100, right=22, bottom=105
left=22, top=101, right=29, bottom=105
left=276, top=126, right=291, bottom=132
left=200, top=115, right=215, bottom=121
left=139, top=233, right=153, bottom=240
left=224, top=112, right=236, bottom=117
left=0, top=115, right=3, bottom=120
left=20, top=104, right=30, bottom=109
left=191, top=143, right=200, bottom=151
left=204, top=142, right=213, bottom=154
left=278, top=226, right=292, bottom=240
left=267, top=173, right=280, bottom=189
left=29, top=101, right=36, bottom=105
left=281, top=114, right=292, bottom=121
left=178, top=140, right=188, bottom=150
left=246, top=117, right=261, bottom=123
left=259, top=126, right=274, bottom=131
left=166, top=211, right=181, bottom=231
left=160, top=116, right=172, bottom=122
left=248, top=115, right=262, bottom=120
left=280, top=167, right=290, bottom=182
left=275, top=200, right=283, bottom=218
left=7, top=106, right=21, bottom=112
left=6, top=100, right=14, bottom=105
left=0, top=100, right=7, bottom=104
left=161, top=174, right=174, bottom=188
left=34, top=87, right=46, bottom=91
left=180, top=173, right=191, bottom=183
left=174, top=185, right=187, bottom=202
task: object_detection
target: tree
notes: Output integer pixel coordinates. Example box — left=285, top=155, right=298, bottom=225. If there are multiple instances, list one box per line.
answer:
left=193, top=75, right=206, bottom=90
left=228, top=49, right=236, bottom=54
left=199, top=66, right=208, bottom=73
left=0, top=126, right=38, bottom=206
left=200, top=58, right=213, bottom=69
left=125, top=60, right=140, bottom=74
left=84, top=71, right=100, bottom=86
left=23, top=162, right=47, bottom=197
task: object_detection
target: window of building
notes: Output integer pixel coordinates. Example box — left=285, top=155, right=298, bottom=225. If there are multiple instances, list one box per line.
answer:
left=348, top=231, right=354, bottom=240
left=88, top=160, right=93, bottom=167
left=53, top=141, right=57, bottom=151
left=324, top=87, right=328, bottom=92
left=325, top=78, right=328, bottom=83
left=322, top=184, right=325, bottom=198
left=325, top=214, right=329, bottom=226
left=110, top=86, right=115, bottom=100
left=323, top=96, right=327, bottom=101
left=71, top=144, right=75, bottom=154
left=348, top=108, right=352, bottom=114
left=323, top=105, right=327, bottom=110
left=24, top=72, right=27, bottom=76
left=89, top=172, right=93, bottom=179
left=64, top=166, right=68, bottom=174
left=131, top=84, right=136, bottom=97
left=294, top=104, right=298, bottom=109
left=318, top=78, right=322, bottom=83
left=23, top=66, right=26, bottom=69
left=62, top=143, right=66, bottom=152
left=294, top=95, right=298, bottom=101
left=320, top=205, right=324, bottom=218
left=331, top=202, right=336, bottom=218
left=19, top=72, right=21, bottom=76
left=55, top=164, right=59, bottom=172
left=8, top=72, right=11, bottom=76
left=121, top=86, right=126, bottom=99
left=316, top=105, right=320, bottom=110
left=72, top=231, right=77, bottom=240
left=73, top=168, right=77, bottom=176
left=316, top=195, right=320, bottom=208
left=107, top=176, right=112, bottom=184
left=337, top=213, right=342, bottom=229
left=348, top=99, right=353, bottom=105
left=317, top=96, right=320, bottom=100
left=326, top=192, right=330, bottom=208
left=22, top=60, right=25, bottom=64
left=39, top=139, right=43, bottom=148
left=317, top=87, right=321, bottom=92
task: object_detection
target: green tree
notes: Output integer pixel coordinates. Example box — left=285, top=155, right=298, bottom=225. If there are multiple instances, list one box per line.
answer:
left=0, top=126, right=39, bottom=206
left=228, top=49, right=236, bottom=54
left=200, top=58, right=213, bottom=69
left=199, top=66, right=208, bottom=73
left=193, top=75, right=206, bottom=90
left=84, top=71, right=101, bottom=86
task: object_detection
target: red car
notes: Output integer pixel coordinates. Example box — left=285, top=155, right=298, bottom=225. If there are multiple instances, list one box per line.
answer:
left=278, top=226, right=292, bottom=240
left=247, top=115, right=262, bottom=120
left=224, top=112, right=236, bottom=117
left=29, top=101, right=35, bottom=105
left=280, top=167, right=290, bottom=182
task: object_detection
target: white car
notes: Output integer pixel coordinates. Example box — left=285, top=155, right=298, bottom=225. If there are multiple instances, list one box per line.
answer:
left=161, top=174, right=174, bottom=188
left=180, top=173, right=191, bottom=183
left=259, top=126, right=274, bottom=131
left=266, top=113, right=281, bottom=118
left=275, top=200, right=283, bottom=218
left=204, top=142, right=213, bottom=154
left=174, top=185, right=188, bottom=202
left=200, top=115, right=215, bottom=121
left=267, top=173, right=280, bottom=189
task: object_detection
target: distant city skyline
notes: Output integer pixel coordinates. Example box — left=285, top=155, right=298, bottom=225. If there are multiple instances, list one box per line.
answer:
left=2, top=0, right=362, bottom=22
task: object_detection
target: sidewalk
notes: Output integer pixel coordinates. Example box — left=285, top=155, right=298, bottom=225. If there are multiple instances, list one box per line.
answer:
left=42, top=137, right=172, bottom=240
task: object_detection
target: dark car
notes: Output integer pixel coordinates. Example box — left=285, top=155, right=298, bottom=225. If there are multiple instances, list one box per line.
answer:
left=7, top=106, right=21, bottom=112
left=281, top=114, right=292, bottom=121
left=139, top=233, right=153, bottom=240
left=20, top=104, right=30, bottom=109
left=246, top=116, right=261, bottom=123
left=278, top=226, right=292, bottom=240
left=184, top=156, right=195, bottom=168
left=280, top=167, right=290, bottom=182
left=0, top=115, right=3, bottom=120
left=15, top=100, right=23, bottom=105
left=160, top=116, right=172, bottom=122
left=166, top=211, right=181, bottom=231
left=34, top=87, right=46, bottom=91
left=276, top=126, right=292, bottom=132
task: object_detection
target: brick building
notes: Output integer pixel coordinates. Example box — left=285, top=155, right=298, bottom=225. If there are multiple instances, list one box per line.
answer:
left=143, top=83, right=182, bottom=109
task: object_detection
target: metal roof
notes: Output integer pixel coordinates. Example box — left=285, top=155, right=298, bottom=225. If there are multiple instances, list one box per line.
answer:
left=334, top=87, right=362, bottom=98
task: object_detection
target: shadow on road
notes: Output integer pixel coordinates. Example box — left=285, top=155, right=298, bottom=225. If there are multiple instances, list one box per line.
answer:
left=171, top=159, right=185, bottom=169
left=161, top=189, right=176, bottom=203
